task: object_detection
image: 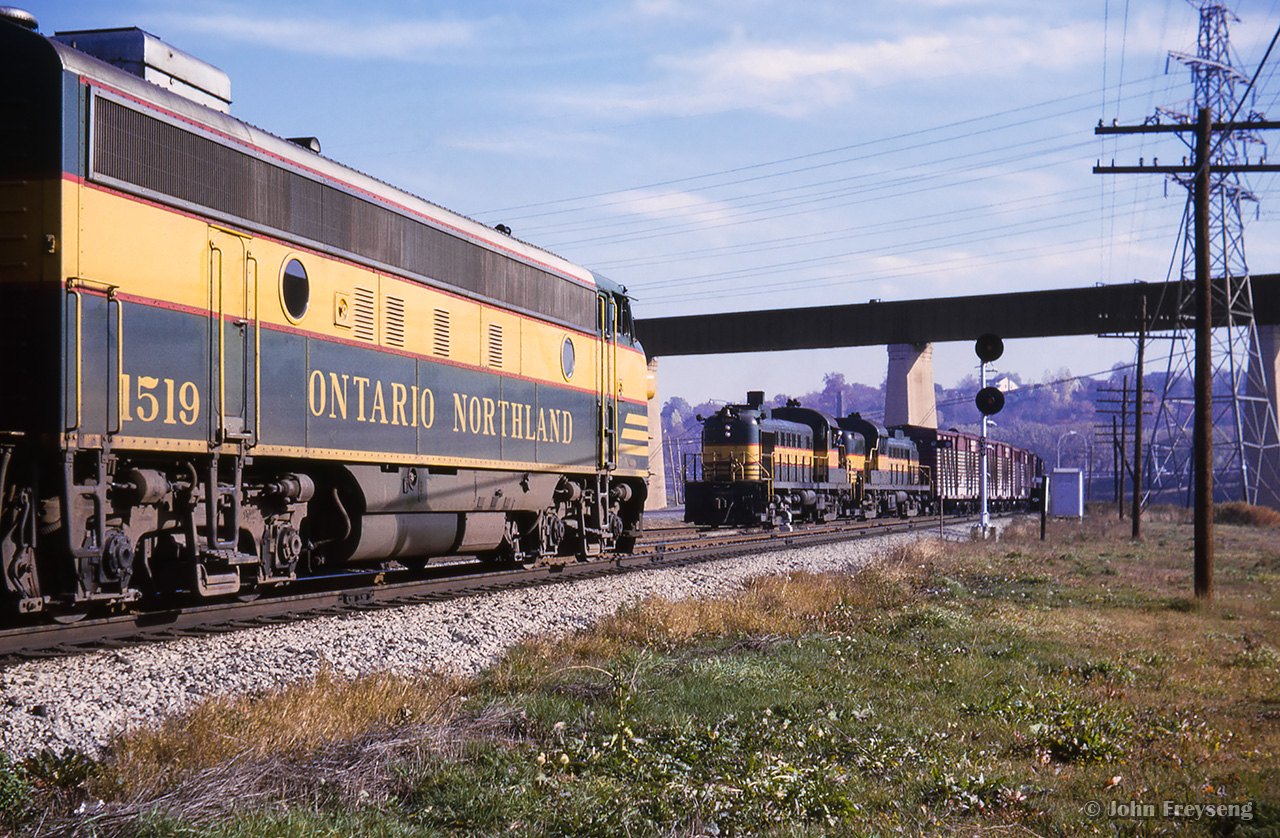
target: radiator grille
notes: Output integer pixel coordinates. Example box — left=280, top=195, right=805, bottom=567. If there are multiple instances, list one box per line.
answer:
left=432, top=309, right=450, bottom=358
left=92, top=97, right=595, bottom=330
left=487, top=323, right=504, bottom=369
left=352, top=286, right=376, bottom=342
left=384, top=294, right=405, bottom=348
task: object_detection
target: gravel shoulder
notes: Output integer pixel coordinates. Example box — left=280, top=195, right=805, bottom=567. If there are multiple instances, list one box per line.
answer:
left=0, top=526, right=956, bottom=759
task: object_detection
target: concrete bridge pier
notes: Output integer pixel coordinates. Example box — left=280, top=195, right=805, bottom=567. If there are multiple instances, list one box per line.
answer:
left=885, top=342, right=938, bottom=429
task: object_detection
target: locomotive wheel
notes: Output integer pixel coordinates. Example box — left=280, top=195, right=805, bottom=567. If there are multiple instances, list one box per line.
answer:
left=50, top=606, right=91, bottom=624
left=478, top=518, right=522, bottom=565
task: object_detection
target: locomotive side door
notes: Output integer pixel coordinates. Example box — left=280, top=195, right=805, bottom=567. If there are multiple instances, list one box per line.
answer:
left=597, top=292, right=617, bottom=469
left=759, top=432, right=776, bottom=485
left=208, top=228, right=257, bottom=445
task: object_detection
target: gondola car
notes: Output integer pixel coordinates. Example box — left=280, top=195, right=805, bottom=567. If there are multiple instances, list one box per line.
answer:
left=0, top=11, right=650, bottom=618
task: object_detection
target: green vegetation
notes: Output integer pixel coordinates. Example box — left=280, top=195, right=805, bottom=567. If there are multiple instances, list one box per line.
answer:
left=0, top=751, right=33, bottom=827
left=11, top=513, right=1280, bottom=836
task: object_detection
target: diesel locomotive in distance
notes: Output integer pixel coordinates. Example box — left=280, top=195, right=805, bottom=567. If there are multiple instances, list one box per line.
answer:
left=683, top=392, right=1041, bottom=528
left=0, top=11, right=651, bottom=619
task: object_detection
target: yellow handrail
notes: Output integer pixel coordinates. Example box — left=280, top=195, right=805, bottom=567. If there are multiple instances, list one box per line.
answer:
left=63, top=277, right=122, bottom=436
left=210, top=241, right=225, bottom=440
left=109, top=288, right=123, bottom=435
left=68, top=283, right=81, bottom=433
left=249, top=252, right=259, bottom=446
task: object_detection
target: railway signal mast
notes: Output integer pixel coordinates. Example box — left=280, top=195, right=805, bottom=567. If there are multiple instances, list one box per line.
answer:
left=974, top=333, right=1005, bottom=533
left=1095, top=2, right=1280, bottom=598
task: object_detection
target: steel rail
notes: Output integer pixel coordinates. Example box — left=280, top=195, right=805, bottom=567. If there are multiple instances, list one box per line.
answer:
left=0, top=514, right=978, bottom=665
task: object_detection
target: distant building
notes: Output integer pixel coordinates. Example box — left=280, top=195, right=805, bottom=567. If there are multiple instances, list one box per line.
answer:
left=992, top=375, right=1019, bottom=393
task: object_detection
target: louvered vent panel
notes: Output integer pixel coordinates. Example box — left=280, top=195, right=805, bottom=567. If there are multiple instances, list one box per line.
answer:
left=487, top=323, right=503, bottom=369
left=432, top=309, right=450, bottom=358
left=352, top=286, right=376, bottom=342
left=384, top=294, right=405, bottom=348
left=92, top=97, right=597, bottom=330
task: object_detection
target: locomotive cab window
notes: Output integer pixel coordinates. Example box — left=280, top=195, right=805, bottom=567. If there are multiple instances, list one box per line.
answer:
left=615, top=294, right=634, bottom=340
left=599, top=295, right=614, bottom=337
left=281, top=258, right=310, bottom=322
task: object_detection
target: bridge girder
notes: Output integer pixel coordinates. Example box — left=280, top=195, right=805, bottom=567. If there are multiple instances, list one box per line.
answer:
left=635, top=275, right=1280, bottom=358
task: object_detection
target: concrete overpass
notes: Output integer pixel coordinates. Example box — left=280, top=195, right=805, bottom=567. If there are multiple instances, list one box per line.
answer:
left=635, top=275, right=1280, bottom=357
left=636, top=275, right=1280, bottom=508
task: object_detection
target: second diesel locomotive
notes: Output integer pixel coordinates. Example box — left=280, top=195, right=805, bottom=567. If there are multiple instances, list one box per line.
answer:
left=683, top=392, right=1041, bottom=527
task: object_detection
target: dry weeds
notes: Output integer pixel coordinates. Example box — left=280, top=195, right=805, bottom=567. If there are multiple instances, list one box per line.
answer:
left=19, top=518, right=1277, bottom=837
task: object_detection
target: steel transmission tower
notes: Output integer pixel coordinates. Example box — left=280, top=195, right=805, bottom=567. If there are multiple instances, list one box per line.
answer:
left=1142, top=2, right=1280, bottom=507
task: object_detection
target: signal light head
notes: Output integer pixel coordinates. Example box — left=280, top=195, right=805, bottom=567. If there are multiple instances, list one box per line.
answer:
left=975, top=386, right=1005, bottom=416
left=975, top=333, right=1004, bottom=363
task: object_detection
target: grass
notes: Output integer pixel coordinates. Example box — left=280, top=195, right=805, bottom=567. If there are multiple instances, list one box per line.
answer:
left=8, top=513, right=1280, bottom=837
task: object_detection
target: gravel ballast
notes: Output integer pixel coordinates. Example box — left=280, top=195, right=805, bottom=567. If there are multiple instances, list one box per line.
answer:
left=0, top=528, right=944, bottom=759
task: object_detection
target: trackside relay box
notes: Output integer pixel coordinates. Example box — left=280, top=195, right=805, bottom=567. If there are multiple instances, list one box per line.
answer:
left=1049, top=469, right=1084, bottom=518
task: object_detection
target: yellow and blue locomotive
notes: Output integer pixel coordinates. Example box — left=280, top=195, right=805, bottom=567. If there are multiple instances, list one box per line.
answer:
left=0, top=12, right=650, bottom=617
left=684, top=392, right=1040, bottom=527
left=684, top=392, right=861, bottom=526
left=684, top=391, right=930, bottom=527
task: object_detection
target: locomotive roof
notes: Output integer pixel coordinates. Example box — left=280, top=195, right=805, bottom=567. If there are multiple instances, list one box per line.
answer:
left=837, top=413, right=891, bottom=449
left=37, top=29, right=600, bottom=293
left=770, top=404, right=840, bottom=438
left=838, top=413, right=887, bottom=435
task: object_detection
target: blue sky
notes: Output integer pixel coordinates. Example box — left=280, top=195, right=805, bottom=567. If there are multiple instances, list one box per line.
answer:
left=21, top=0, right=1280, bottom=410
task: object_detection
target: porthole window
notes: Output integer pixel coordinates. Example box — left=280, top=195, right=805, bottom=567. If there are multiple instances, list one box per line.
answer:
left=561, top=336, right=576, bottom=380
left=281, top=258, right=310, bottom=322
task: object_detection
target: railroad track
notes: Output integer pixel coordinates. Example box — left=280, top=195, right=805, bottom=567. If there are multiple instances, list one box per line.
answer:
left=0, top=513, right=978, bottom=664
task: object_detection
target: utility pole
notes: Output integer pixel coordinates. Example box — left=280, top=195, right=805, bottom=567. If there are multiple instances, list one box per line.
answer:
left=1133, top=295, right=1148, bottom=540
left=1097, top=375, right=1151, bottom=528
left=1096, top=109, right=1265, bottom=597
left=1094, top=3, right=1280, bottom=599
left=1194, top=107, right=1214, bottom=598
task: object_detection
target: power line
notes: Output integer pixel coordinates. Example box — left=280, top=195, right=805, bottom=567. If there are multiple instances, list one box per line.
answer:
left=651, top=221, right=1176, bottom=306
left=475, top=77, right=1166, bottom=221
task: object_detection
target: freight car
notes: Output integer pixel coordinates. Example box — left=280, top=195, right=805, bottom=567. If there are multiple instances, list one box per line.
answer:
left=894, top=425, right=1041, bottom=514
left=0, top=12, right=650, bottom=619
left=683, top=392, right=1040, bottom=527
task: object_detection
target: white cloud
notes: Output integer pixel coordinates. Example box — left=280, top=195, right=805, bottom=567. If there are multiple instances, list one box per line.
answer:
left=448, top=127, right=621, bottom=159
left=630, top=0, right=695, bottom=19
left=554, top=15, right=1112, bottom=119
left=153, top=13, right=479, bottom=61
